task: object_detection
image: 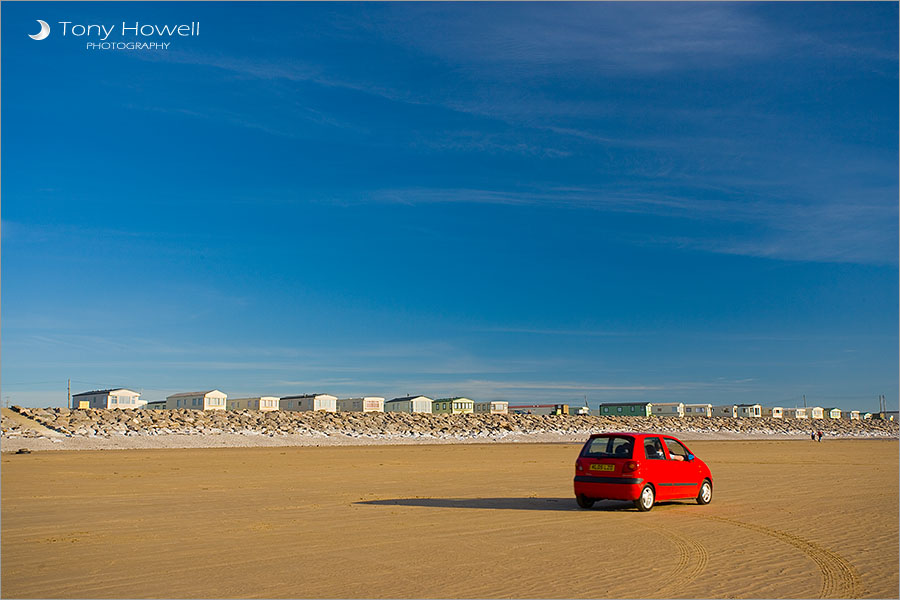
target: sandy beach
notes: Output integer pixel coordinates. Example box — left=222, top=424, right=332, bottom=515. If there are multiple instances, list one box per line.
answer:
left=1, top=438, right=897, bottom=598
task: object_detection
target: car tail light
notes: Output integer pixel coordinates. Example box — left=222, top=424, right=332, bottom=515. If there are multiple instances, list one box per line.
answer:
left=623, top=460, right=639, bottom=473
left=576, top=461, right=583, bottom=472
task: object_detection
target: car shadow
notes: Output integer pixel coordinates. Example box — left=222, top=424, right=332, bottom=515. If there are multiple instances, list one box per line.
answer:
left=356, top=497, right=650, bottom=511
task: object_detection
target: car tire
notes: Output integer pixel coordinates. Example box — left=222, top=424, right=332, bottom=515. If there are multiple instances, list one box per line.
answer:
left=697, top=480, right=712, bottom=505
left=635, top=484, right=654, bottom=512
left=576, top=494, right=595, bottom=509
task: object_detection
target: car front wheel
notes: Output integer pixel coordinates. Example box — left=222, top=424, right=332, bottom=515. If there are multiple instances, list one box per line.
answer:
left=576, top=494, right=595, bottom=509
left=635, top=485, right=654, bottom=512
left=697, top=480, right=712, bottom=505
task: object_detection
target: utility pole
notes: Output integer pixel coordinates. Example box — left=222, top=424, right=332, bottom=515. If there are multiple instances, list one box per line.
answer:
left=67, top=379, right=71, bottom=409
left=803, top=394, right=806, bottom=408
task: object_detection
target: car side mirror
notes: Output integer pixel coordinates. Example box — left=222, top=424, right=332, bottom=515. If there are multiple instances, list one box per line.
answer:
left=687, top=454, right=695, bottom=461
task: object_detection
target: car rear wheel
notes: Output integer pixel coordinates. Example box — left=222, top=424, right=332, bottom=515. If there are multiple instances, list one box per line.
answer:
left=697, top=480, right=712, bottom=505
left=576, top=494, right=595, bottom=509
left=635, top=484, right=654, bottom=512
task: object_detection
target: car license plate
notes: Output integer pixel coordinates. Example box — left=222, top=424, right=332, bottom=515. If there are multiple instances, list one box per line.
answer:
left=589, top=463, right=615, bottom=472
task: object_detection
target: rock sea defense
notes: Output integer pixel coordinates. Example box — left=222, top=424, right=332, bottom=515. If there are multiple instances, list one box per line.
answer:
left=3, top=406, right=897, bottom=441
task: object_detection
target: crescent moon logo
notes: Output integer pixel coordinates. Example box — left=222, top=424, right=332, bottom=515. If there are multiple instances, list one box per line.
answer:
left=29, top=20, right=50, bottom=40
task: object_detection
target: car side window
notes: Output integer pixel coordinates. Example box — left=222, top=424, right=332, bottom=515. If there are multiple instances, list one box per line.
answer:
left=664, top=438, right=690, bottom=461
left=644, top=437, right=665, bottom=460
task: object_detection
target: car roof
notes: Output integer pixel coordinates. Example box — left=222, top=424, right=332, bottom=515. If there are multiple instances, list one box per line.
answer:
left=588, top=432, right=679, bottom=440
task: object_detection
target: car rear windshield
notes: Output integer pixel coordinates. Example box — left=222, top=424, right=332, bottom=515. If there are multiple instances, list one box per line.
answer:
left=582, top=435, right=634, bottom=459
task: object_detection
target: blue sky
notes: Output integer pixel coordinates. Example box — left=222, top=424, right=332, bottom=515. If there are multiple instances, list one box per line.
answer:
left=2, top=2, right=897, bottom=412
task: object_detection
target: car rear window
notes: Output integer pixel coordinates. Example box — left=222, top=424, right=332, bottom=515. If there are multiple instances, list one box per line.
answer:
left=582, top=436, right=634, bottom=458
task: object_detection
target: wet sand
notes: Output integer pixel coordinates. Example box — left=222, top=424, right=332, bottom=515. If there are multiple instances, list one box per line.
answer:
left=1, top=439, right=897, bottom=598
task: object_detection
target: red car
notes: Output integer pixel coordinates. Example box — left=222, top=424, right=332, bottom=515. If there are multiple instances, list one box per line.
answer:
left=573, top=432, right=713, bottom=511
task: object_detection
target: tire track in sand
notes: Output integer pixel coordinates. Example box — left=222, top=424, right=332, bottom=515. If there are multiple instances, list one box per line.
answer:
left=705, top=516, right=862, bottom=599
left=651, top=524, right=710, bottom=597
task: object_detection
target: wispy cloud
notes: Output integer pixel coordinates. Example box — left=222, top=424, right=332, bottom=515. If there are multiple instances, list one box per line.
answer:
left=120, top=7, right=783, bottom=151
left=363, top=184, right=897, bottom=265
left=460, top=379, right=666, bottom=392
left=475, top=327, right=645, bottom=337
left=375, top=3, right=781, bottom=77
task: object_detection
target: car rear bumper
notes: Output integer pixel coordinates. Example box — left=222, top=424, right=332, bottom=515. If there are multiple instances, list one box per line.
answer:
left=574, top=475, right=644, bottom=501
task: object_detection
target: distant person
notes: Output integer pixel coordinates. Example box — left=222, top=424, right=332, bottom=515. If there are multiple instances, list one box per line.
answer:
left=817, top=430, right=824, bottom=442
left=811, top=431, right=816, bottom=441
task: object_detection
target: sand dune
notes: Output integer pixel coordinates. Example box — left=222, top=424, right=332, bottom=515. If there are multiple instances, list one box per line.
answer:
left=1, top=439, right=897, bottom=598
